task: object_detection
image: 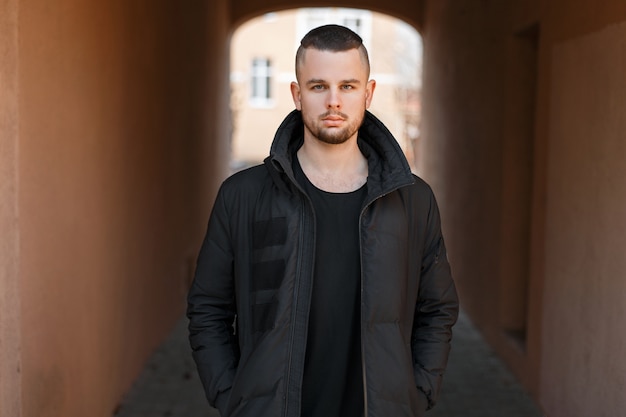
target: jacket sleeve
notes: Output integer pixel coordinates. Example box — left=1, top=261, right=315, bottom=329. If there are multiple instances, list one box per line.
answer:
left=187, top=185, right=239, bottom=415
left=411, top=188, right=459, bottom=411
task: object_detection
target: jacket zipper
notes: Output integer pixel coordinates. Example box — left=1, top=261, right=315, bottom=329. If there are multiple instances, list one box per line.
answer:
left=358, top=199, right=375, bottom=417
left=284, top=190, right=316, bottom=417
left=359, top=184, right=412, bottom=417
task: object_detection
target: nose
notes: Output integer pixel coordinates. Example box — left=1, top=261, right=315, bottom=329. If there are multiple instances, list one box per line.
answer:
left=326, top=88, right=341, bottom=109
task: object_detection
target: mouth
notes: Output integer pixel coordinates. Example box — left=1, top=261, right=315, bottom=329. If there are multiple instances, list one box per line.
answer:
left=322, top=119, right=344, bottom=128
left=321, top=112, right=347, bottom=126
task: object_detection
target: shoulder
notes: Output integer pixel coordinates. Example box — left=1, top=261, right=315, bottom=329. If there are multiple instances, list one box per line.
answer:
left=222, top=164, right=270, bottom=190
left=215, top=164, right=268, bottom=202
left=208, top=165, right=271, bottom=221
left=391, top=175, right=444, bottom=224
left=400, top=174, right=437, bottom=201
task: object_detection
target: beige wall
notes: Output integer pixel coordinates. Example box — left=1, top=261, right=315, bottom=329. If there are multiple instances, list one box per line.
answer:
left=539, top=12, right=626, bottom=417
left=1, top=1, right=231, bottom=416
left=420, top=0, right=524, bottom=378
left=0, top=0, right=21, bottom=415
left=420, top=1, right=626, bottom=416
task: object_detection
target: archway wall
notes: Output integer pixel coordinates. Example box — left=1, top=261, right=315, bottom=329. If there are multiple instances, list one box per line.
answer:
left=534, top=2, right=626, bottom=417
left=7, top=1, right=231, bottom=416
left=420, top=1, right=626, bottom=416
left=0, top=1, right=21, bottom=416
left=420, top=0, right=537, bottom=391
left=228, top=0, right=425, bottom=31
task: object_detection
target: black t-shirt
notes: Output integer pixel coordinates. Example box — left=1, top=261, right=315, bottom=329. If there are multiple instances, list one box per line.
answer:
left=294, top=157, right=366, bottom=417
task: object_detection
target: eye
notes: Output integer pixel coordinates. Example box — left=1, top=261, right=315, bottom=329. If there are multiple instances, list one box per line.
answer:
left=341, top=84, right=355, bottom=90
left=311, top=84, right=325, bottom=90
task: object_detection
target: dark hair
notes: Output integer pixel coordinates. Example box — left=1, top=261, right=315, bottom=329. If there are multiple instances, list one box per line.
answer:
left=295, top=24, right=370, bottom=78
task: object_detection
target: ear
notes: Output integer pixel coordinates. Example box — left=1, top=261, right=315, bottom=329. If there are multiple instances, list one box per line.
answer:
left=365, top=79, right=376, bottom=109
left=290, top=81, right=302, bottom=110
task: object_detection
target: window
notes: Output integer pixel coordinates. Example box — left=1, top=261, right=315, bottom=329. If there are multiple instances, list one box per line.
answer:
left=296, top=8, right=372, bottom=56
left=342, top=17, right=362, bottom=34
left=250, top=57, right=273, bottom=107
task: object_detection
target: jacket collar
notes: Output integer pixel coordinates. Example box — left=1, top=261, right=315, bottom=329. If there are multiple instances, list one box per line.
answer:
left=264, top=110, right=415, bottom=198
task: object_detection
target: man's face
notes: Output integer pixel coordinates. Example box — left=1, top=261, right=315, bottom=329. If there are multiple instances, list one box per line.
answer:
left=291, top=48, right=376, bottom=145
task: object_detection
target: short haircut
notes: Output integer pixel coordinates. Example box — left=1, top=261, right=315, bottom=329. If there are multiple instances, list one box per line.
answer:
left=295, top=24, right=371, bottom=79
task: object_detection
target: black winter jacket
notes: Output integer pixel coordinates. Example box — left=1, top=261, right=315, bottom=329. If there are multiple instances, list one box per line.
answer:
left=187, top=110, right=459, bottom=417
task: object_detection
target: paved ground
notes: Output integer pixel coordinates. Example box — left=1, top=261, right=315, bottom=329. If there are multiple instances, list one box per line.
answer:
left=114, top=311, right=544, bottom=417
left=426, top=311, right=544, bottom=417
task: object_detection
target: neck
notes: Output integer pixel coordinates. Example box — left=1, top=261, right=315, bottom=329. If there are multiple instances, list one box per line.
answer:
left=297, top=137, right=368, bottom=193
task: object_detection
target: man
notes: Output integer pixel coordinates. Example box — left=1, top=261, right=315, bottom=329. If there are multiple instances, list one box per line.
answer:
left=187, top=24, right=458, bottom=417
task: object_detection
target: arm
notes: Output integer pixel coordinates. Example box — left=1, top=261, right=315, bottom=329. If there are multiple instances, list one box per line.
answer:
left=412, top=190, right=459, bottom=411
left=187, top=186, right=239, bottom=415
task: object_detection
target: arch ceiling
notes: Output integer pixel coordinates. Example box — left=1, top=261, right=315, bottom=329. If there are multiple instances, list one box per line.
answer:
left=229, top=0, right=425, bottom=32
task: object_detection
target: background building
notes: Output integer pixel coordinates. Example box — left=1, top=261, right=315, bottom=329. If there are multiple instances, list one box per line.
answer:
left=230, top=8, right=421, bottom=172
